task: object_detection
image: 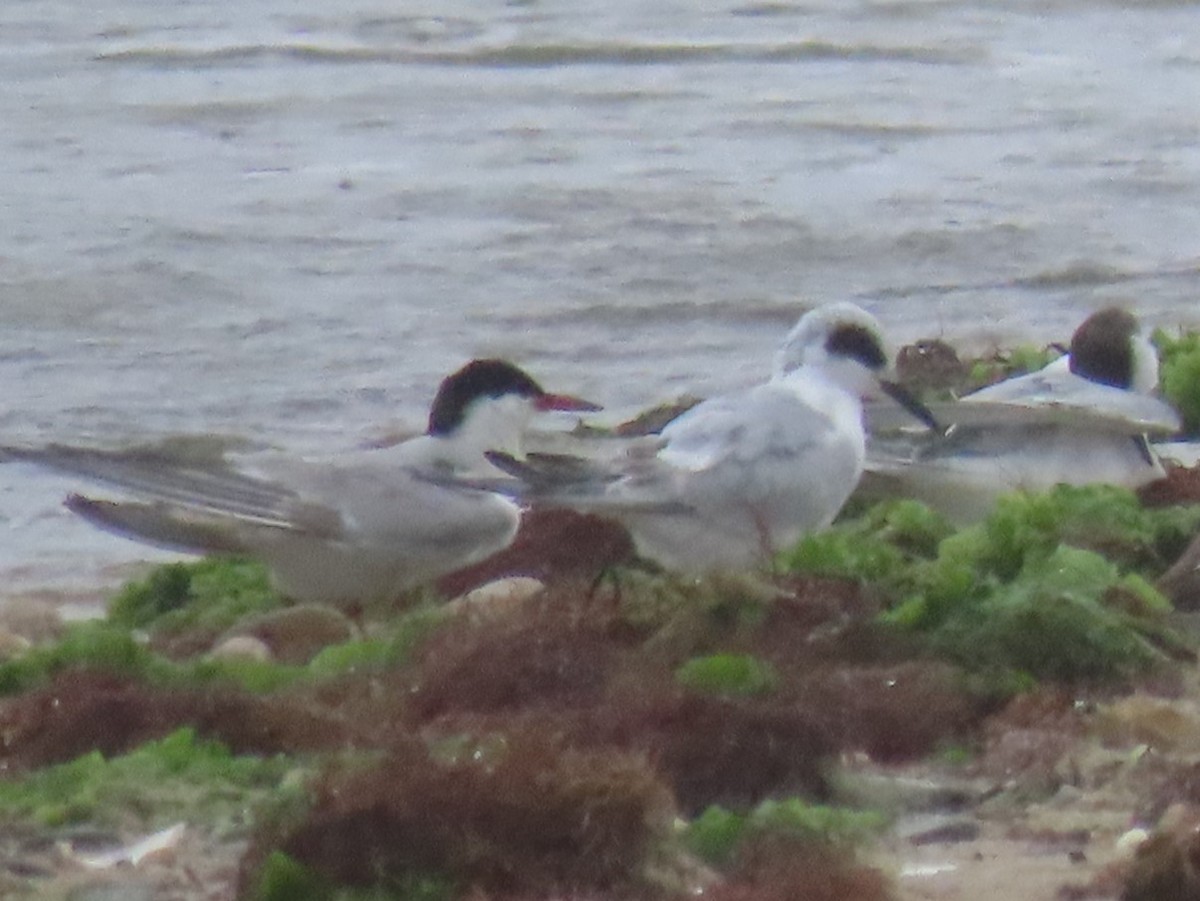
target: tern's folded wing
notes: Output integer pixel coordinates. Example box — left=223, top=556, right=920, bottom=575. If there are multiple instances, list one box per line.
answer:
left=65, top=494, right=264, bottom=554
left=962, top=368, right=1179, bottom=432
left=868, top=393, right=1179, bottom=437
left=953, top=394, right=1177, bottom=434
left=2, top=442, right=305, bottom=528
left=656, top=386, right=835, bottom=472
left=478, top=452, right=691, bottom=515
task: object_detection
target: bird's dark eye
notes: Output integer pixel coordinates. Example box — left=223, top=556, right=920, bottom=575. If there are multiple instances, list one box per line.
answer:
left=826, top=324, right=886, bottom=370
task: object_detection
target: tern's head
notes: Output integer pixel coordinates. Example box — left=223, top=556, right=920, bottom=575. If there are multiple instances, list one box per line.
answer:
left=775, top=302, right=939, bottom=429
left=427, top=358, right=599, bottom=456
left=1068, top=307, right=1159, bottom=394
left=774, top=302, right=890, bottom=392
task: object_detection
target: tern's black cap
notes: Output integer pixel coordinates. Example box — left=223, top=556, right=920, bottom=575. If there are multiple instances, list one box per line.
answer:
left=1068, top=308, right=1137, bottom=389
left=427, top=359, right=543, bottom=436
left=826, top=322, right=887, bottom=371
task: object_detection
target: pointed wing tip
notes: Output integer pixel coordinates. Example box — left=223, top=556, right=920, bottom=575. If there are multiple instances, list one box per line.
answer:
left=483, top=449, right=528, bottom=477
left=64, top=492, right=102, bottom=516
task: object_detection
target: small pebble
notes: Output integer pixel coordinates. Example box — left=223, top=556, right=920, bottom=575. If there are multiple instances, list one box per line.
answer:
left=208, top=635, right=272, bottom=663
left=223, top=604, right=354, bottom=664
left=447, top=577, right=545, bottom=619
left=0, top=628, right=32, bottom=660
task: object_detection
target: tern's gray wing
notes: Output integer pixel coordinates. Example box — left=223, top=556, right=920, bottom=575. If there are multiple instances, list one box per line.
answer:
left=655, top=384, right=836, bottom=472
left=479, top=387, right=828, bottom=511
left=18, top=440, right=517, bottom=555
left=411, top=452, right=613, bottom=500
left=960, top=364, right=1070, bottom=405
left=960, top=367, right=1179, bottom=433
left=260, top=451, right=503, bottom=541
left=477, top=451, right=693, bottom=515
left=866, top=425, right=1030, bottom=471
left=487, top=451, right=621, bottom=491
left=65, top=494, right=259, bottom=554
left=1, top=441, right=304, bottom=529
left=948, top=397, right=1177, bottom=434
left=866, top=383, right=1180, bottom=437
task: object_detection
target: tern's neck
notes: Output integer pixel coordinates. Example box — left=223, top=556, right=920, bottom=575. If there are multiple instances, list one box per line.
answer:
left=1130, top=332, right=1160, bottom=394
left=410, top=396, right=532, bottom=472
left=777, top=358, right=874, bottom=401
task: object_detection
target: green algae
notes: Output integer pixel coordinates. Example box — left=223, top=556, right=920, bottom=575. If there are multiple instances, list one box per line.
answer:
left=110, top=555, right=450, bottom=680
left=0, top=727, right=295, bottom=828
left=604, top=568, right=777, bottom=666
left=0, top=617, right=304, bottom=696
left=0, top=557, right=454, bottom=698
left=108, top=557, right=281, bottom=633
left=935, top=744, right=975, bottom=766
left=684, top=805, right=746, bottom=865
left=1154, top=327, right=1200, bottom=436
left=891, top=486, right=1191, bottom=627
left=250, top=852, right=456, bottom=901
left=776, top=485, right=1198, bottom=684
left=779, top=499, right=952, bottom=592
left=251, top=851, right=334, bottom=901
left=188, top=655, right=309, bottom=693
left=308, top=605, right=449, bottom=677
left=675, top=653, right=778, bottom=697
left=922, top=544, right=1167, bottom=682
left=965, top=343, right=1062, bottom=393
left=0, top=620, right=164, bottom=696
left=881, top=486, right=1197, bottom=683
left=684, top=798, right=887, bottom=867
left=0, top=614, right=420, bottom=700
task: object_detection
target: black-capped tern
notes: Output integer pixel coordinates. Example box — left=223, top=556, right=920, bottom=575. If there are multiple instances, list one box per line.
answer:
left=864, top=307, right=1179, bottom=523
left=482, top=303, right=933, bottom=573
left=2, top=359, right=599, bottom=606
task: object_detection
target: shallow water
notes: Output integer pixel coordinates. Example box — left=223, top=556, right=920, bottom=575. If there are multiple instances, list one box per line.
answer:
left=2, top=0, right=1199, bottom=601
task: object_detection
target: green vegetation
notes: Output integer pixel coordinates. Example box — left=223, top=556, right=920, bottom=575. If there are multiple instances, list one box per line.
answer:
left=0, top=555, right=459, bottom=698
left=881, top=486, right=1196, bottom=682
left=965, top=343, right=1062, bottom=392
left=0, top=616, right=306, bottom=696
left=108, top=557, right=280, bottom=632
left=889, top=486, right=1190, bottom=625
left=616, top=568, right=775, bottom=627
left=250, top=851, right=458, bottom=901
left=779, top=499, right=953, bottom=593
left=776, top=485, right=1200, bottom=684
left=684, top=798, right=887, bottom=866
left=307, top=606, right=449, bottom=677
left=1154, top=327, right=1200, bottom=436
left=675, top=653, right=778, bottom=697
left=918, top=543, right=1167, bottom=681
left=0, top=619, right=164, bottom=695
left=0, top=727, right=295, bottom=828
left=251, top=852, right=333, bottom=901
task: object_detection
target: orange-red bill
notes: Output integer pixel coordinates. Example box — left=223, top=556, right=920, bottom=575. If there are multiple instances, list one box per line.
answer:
left=536, top=393, right=602, bottom=413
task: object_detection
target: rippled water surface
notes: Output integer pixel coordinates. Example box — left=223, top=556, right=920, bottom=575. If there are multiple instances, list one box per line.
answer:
left=2, top=0, right=1199, bottom=600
